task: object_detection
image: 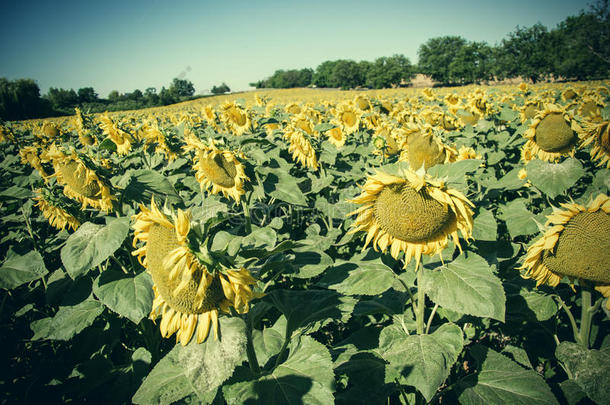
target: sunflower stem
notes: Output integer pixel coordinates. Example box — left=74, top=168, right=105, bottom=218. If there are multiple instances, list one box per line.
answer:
left=578, top=281, right=593, bottom=349
left=555, top=295, right=580, bottom=345
left=416, top=263, right=426, bottom=335
left=241, top=199, right=252, bottom=234
left=244, top=314, right=261, bottom=375
left=425, top=303, right=439, bottom=334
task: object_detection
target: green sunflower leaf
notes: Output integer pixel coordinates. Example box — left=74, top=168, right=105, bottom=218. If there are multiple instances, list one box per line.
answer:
left=498, top=199, right=540, bottom=238
left=318, top=256, right=395, bottom=296
left=379, top=322, right=464, bottom=402
left=61, top=217, right=131, bottom=279
left=30, top=298, right=104, bottom=341
left=556, top=342, right=610, bottom=405
left=421, top=253, right=505, bottom=321
left=93, top=267, right=154, bottom=324
left=133, top=317, right=247, bottom=405
left=526, top=158, right=585, bottom=199
left=0, top=250, right=47, bottom=290
left=223, top=336, right=335, bottom=405
left=457, top=344, right=559, bottom=405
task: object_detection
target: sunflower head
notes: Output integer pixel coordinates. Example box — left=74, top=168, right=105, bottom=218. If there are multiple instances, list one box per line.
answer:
left=581, top=120, right=610, bottom=169
left=46, top=144, right=115, bottom=211
left=519, top=194, right=610, bottom=287
left=519, top=99, right=544, bottom=123
left=577, top=97, right=604, bottom=123
left=188, top=139, right=249, bottom=202
left=285, top=126, right=318, bottom=170
left=561, top=88, right=579, bottom=102
left=132, top=199, right=259, bottom=345
left=402, top=129, right=455, bottom=170
left=335, top=103, right=361, bottom=134
left=521, top=104, right=582, bottom=162
left=347, top=169, right=474, bottom=268
left=221, top=102, right=251, bottom=136
left=34, top=188, right=80, bottom=231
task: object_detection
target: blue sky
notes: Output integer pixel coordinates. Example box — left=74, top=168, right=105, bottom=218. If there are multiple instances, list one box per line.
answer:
left=0, top=0, right=591, bottom=97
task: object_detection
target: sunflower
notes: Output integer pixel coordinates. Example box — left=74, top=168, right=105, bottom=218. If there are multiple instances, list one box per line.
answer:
left=347, top=169, right=474, bottom=268
left=0, top=123, right=14, bottom=143
left=561, top=88, right=579, bottom=102
left=327, top=125, right=346, bottom=148
left=521, top=104, right=582, bottom=162
left=98, top=112, right=133, bottom=155
left=580, top=120, right=610, bottom=168
left=519, top=99, right=544, bottom=123
left=444, top=94, right=462, bottom=114
left=519, top=195, right=610, bottom=301
left=284, top=103, right=302, bottom=115
left=202, top=105, right=219, bottom=130
left=372, top=123, right=401, bottom=156
left=185, top=137, right=248, bottom=202
left=41, top=122, right=60, bottom=140
left=353, top=95, right=371, bottom=111
left=291, top=113, right=316, bottom=136
left=132, top=199, right=259, bottom=345
left=45, top=144, right=115, bottom=212
left=456, top=108, right=480, bottom=126
left=221, top=102, right=251, bottom=136
left=20, top=146, right=49, bottom=178
left=335, top=103, right=361, bottom=134
left=284, top=127, right=318, bottom=170
left=456, top=146, right=482, bottom=161
left=34, top=189, right=80, bottom=231
left=576, top=97, right=604, bottom=123
left=399, top=128, right=456, bottom=170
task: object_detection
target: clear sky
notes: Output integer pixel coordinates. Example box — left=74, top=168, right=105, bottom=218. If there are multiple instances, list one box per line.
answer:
left=0, top=0, right=591, bottom=97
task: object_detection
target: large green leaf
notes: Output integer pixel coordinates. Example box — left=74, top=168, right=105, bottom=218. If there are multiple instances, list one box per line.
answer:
left=123, top=169, right=182, bottom=205
left=93, top=268, right=154, bottom=324
left=472, top=208, right=497, bottom=241
left=262, top=170, right=308, bottom=206
left=421, top=253, right=505, bottom=321
left=269, top=289, right=356, bottom=336
left=287, top=250, right=334, bottom=279
left=504, top=281, right=559, bottom=322
left=318, top=256, right=395, bottom=296
left=0, top=250, right=47, bottom=289
left=30, top=298, right=104, bottom=341
left=379, top=323, right=464, bottom=401
left=458, top=344, right=559, bottom=405
left=133, top=317, right=247, bottom=405
left=556, top=342, right=610, bottom=405
left=223, top=336, right=335, bottom=405
left=61, top=217, right=131, bottom=279
left=498, top=200, right=540, bottom=238
left=526, top=158, right=585, bottom=199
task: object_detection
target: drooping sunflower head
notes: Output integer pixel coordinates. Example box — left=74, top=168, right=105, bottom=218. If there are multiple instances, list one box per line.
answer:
left=576, top=96, right=604, bottom=123
left=353, top=95, right=371, bottom=111
left=580, top=120, right=610, bottom=169
left=20, top=145, right=49, bottom=178
left=521, top=103, right=582, bottom=162
left=456, top=146, right=482, bottom=161
left=400, top=128, right=456, bottom=170
left=519, top=194, right=610, bottom=287
left=187, top=138, right=249, bottom=202
left=561, top=88, right=579, bottom=102
left=291, top=113, right=316, bottom=136
left=519, top=98, right=544, bottom=123
left=284, top=102, right=302, bottom=115
left=372, top=123, right=401, bottom=156
left=347, top=169, right=474, bottom=267
left=41, top=122, right=60, bottom=140
left=34, top=188, right=80, bottom=231
left=444, top=93, right=462, bottom=111
left=221, top=102, right=251, bottom=136
left=284, top=126, right=318, bottom=170
left=45, top=144, right=115, bottom=212
left=98, top=112, right=133, bottom=155
left=327, top=125, right=346, bottom=148
left=132, top=199, right=259, bottom=345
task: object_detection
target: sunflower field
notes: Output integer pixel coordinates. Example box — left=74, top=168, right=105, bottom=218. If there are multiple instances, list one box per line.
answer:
left=0, top=82, right=609, bottom=404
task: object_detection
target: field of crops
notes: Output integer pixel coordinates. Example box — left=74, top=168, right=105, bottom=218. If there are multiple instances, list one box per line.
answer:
left=1, top=82, right=609, bottom=404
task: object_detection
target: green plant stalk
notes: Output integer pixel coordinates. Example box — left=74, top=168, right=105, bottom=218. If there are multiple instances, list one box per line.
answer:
left=578, top=281, right=593, bottom=349
left=425, top=303, right=439, bottom=334
left=416, top=264, right=426, bottom=335
left=241, top=199, right=252, bottom=234
left=555, top=295, right=580, bottom=345
left=245, top=314, right=261, bottom=375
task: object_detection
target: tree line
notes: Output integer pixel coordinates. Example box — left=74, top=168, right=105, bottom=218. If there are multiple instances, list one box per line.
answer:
left=252, top=1, right=609, bottom=89
left=0, top=78, right=196, bottom=121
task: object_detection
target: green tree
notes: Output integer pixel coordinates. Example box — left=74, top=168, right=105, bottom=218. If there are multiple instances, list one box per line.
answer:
left=331, top=60, right=365, bottom=89
left=366, top=54, right=414, bottom=88
left=46, top=87, right=79, bottom=110
left=211, top=83, right=231, bottom=94
left=551, top=1, right=610, bottom=80
left=313, top=60, right=340, bottom=87
left=108, top=90, right=121, bottom=103
left=77, top=87, right=98, bottom=103
left=0, top=78, right=52, bottom=120
left=497, top=23, right=551, bottom=83
left=417, top=36, right=468, bottom=84
left=448, top=42, right=493, bottom=84
left=169, top=78, right=195, bottom=98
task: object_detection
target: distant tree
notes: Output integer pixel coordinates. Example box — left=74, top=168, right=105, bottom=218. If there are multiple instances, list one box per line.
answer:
left=448, top=42, right=493, bottom=84
left=418, top=36, right=468, bottom=84
left=550, top=0, right=610, bottom=80
left=144, top=87, right=159, bottom=105
left=77, top=87, right=98, bottom=103
left=128, top=89, right=143, bottom=101
left=0, top=78, right=52, bottom=120
left=211, top=83, right=231, bottom=94
left=159, top=86, right=176, bottom=105
left=169, top=78, right=195, bottom=98
left=331, top=60, right=365, bottom=89
left=46, top=87, right=79, bottom=109
left=108, top=90, right=120, bottom=102
left=497, top=23, right=551, bottom=83
left=366, top=54, right=414, bottom=88
left=313, top=60, right=340, bottom=87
